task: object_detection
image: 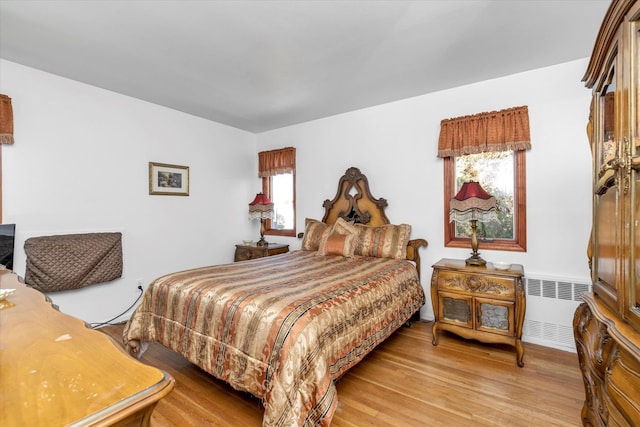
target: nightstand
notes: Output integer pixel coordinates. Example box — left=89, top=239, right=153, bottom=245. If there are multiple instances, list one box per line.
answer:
left=430, top=258, right=526, bottom=367
left=234, top=243, right=289, bottom=262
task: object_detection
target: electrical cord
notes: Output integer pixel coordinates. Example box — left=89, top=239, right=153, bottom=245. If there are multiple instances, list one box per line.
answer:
left=90, top=285, right=144, bottom=329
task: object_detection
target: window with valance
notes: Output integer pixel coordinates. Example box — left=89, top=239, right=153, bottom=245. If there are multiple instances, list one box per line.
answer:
left=259, top=147, right=296, bottom=237
left=0, top=94, right=15, bottom=222
left=258, top=146, right=296, bottom=177
left=438, top=106, right=531, bottom=252
left=437, top=105, right=530, bottom=157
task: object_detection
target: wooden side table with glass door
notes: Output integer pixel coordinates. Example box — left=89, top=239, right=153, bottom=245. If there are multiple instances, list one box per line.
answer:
left=431, top=258, right=526, bottom=367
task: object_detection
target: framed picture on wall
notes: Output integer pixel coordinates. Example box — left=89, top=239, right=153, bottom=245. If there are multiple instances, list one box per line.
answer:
left=149, top=162, right=189, bottom=196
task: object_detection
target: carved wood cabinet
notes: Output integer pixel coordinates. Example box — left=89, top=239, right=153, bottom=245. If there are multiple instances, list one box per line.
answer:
left=431, top=258, right=526, bottom=367
left=573, top=1, right=640, bottom=425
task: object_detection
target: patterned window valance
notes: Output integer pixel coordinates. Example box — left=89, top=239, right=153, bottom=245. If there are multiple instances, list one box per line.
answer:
left=0, top=94, right=14, bottom=145
left=258, top=147, right=296, bottom=177
left=437, top=105, right=530, bottom=158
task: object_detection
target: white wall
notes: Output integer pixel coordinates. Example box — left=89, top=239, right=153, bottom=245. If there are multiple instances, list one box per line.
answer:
left=257, top=58, right=593, bottom=323
left=1, top=58, right=594, bottom=344
left=0, top=59, right=258, bottom=324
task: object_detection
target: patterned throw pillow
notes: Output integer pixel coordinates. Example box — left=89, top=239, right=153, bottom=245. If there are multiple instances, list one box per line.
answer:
left=353, top=223, right=411, bottom=259
left=317, top=217, right=359, bottom=257
left=331, top=216, right=358, bottom=236
left=300, top=218, right=330, bottom=251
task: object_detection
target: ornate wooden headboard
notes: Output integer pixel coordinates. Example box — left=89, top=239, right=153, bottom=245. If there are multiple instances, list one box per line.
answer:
left=321, top=167, right=428, bottom=276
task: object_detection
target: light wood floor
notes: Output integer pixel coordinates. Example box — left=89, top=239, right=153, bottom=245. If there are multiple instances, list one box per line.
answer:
left=101, top=321, right=584, bottom=426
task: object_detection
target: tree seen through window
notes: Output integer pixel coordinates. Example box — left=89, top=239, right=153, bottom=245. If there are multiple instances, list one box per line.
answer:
left=454, top=151, right=515, bottom=241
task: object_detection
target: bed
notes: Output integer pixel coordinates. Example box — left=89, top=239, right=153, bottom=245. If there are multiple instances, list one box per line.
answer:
left=123, top=167, right=427, bottom=426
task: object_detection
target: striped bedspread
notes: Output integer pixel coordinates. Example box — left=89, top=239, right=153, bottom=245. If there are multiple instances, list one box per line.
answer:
left=123, top=250, right=425, bottom=426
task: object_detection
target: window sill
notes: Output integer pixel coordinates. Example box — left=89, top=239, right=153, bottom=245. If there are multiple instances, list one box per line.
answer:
left=265, top=229, right=296, bottom=238
left=445, top=237, right=526, bottom=252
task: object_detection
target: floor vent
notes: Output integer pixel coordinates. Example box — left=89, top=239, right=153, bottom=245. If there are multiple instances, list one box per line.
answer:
left=521, top=275, right=592, bottom=352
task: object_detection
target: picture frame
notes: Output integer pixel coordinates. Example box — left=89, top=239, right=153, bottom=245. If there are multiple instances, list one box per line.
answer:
left=149, top=162, right=189, bottom=196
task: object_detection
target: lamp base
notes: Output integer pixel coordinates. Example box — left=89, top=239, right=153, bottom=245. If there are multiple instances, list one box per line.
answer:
left=256, top=218, right=269, bottom=247
left=465, top=253, right=487, bottom=266
left=464, top=219, right=487, bottom=266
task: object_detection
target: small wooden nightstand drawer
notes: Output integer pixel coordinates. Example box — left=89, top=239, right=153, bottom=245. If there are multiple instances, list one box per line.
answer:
left=234, top=243, right=289, bottom=262
left=436, top=270, right=516, bottom=300
left=235, top=247, right=259, bottom=261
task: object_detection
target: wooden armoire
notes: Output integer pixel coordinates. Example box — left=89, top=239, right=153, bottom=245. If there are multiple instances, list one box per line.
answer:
left=573, top=0, right=640, bottom=426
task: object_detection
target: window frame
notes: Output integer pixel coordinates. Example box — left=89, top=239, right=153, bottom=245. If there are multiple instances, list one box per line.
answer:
left=261, top=171, right=296, bottom=238
left=443, top=150, right=527, bottom=252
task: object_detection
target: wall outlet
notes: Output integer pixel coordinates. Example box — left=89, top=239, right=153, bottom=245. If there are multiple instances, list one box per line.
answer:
left=136, top=278, right=144, bottom=290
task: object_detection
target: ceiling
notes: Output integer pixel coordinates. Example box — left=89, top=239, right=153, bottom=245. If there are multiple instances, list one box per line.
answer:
left=0, top=0, right=610, bottom=133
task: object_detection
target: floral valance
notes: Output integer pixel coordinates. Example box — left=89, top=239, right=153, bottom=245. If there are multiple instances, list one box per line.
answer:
left=0, top=94, right=14, bottom=145
left=258, top=147, right=296, bottom=177
left=437, top=105, right=530, bottom=158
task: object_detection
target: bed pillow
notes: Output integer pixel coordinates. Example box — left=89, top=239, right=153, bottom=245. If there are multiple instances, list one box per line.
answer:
left=300, top=218, right=331, bottom=251
left=317, top=217, right=359, bottom=257
left=353, top=223, right=411, bottom=259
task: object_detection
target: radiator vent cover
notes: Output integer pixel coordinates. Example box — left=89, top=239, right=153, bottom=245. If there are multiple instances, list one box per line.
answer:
left=521, top=276, right=592, bottom=352
left=524, top=277, right=591, bottom=302
left=524, top=319, right=576, bottom=349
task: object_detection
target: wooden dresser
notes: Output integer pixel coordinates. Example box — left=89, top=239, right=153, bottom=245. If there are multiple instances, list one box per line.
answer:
left=573, top=1, right=640, bottom=425
left=431, top=258, right=525, bottom=367
left=0, top=271, right=174, bottom=426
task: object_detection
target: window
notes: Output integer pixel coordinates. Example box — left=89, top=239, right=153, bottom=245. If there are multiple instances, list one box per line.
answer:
left=259, top=147, right=296, bottom=237
left=438, top=106, right=530, bottom=252
left=444, top=150, right=527, bottom=252
left=262, top=171, right=295, bottom=236
left=455, top=152, right=514, bottom=239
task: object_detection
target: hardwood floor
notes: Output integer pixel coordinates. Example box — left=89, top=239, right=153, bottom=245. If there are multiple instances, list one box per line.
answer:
left=101, top=321, right=584, bottom=426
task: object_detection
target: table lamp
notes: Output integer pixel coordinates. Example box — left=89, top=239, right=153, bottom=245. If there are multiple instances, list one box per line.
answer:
left=449, top=181, right=497, bottom=266
left=248, top=193, right=274, bottom=247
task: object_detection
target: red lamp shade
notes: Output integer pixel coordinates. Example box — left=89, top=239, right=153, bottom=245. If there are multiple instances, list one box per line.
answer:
left=249, top=193, right=272, bottom=206
left=453, top=181, right=493, bottom=201
left=449, top=181, right=497, bottom=223
left=248, top=193, right=274, bottom=220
